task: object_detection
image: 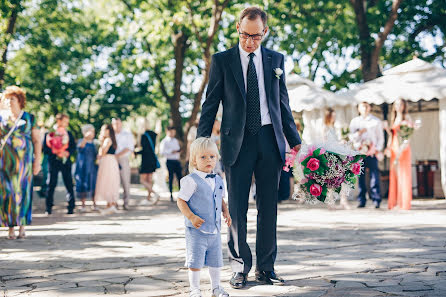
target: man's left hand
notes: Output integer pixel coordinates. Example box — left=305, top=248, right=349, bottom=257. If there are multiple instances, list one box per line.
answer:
left=293, top=144, right=301, bottom=153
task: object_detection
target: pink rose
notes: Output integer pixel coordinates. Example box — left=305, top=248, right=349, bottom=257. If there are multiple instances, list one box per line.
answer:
left=306, top=158, right=320, bottom=171
left=351, top=162, right=362, bottom=175
left=310, top=184, right=322, bottom=196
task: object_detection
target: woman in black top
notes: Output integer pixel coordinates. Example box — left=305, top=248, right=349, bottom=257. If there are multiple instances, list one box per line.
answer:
left=136, top=130, right=160, bottom=205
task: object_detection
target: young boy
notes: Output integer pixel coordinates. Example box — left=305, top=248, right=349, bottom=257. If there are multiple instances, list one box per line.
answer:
left=177, top=137, right=231, bottom=297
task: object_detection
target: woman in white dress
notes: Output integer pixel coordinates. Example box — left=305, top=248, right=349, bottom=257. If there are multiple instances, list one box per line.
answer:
left=94, top=124, right=121, bottom=214
left=323, top=108, right=351, bottom=209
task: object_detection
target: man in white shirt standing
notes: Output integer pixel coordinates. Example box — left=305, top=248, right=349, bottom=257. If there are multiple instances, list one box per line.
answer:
left=112, top=118, right=135, bottom=210
left=349, top=102, right=384, bottom=208
left=160, top=126, right=183, bottom=202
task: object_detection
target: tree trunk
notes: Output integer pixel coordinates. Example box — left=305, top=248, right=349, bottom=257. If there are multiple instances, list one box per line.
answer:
left=170, top=31, right=189, bottom=142
left=350, top=0, right=403, bottom=82
left=0, top=2, right=20, bottom=89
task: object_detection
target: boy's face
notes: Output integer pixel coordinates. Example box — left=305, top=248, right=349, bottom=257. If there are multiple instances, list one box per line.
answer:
left=195, top=149, right=218, bottom=173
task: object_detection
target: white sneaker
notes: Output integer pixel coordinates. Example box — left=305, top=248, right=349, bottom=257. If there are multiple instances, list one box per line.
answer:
left=189, top=288, right=202, bottom=297
left=139, top=199, right=151, bottom=206
left=79, top=206, right=87, bottom=213
left=212, top=286, right=229, bottom=297
left=151, top=192, right=160, bottom=205
left=110, top=205, right=118, bottom=213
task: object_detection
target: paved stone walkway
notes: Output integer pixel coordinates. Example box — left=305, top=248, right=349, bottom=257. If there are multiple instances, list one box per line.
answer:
left=1, top=186, right=446, bottom=297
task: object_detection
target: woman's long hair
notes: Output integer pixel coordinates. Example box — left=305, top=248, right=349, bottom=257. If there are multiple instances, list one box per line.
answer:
left=390, top=99, right=408, bottom=126
left=324, top=108, right=335, bottom=126
left=101, top=124, right=118, bottom=150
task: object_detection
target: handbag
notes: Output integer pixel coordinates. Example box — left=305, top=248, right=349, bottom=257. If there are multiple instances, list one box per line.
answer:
left=144, top=132, right=161, bottom=169
left=0, top=110, right=24, bottom=174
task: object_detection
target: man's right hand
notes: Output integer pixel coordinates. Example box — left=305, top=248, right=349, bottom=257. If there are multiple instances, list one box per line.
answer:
left=190, top=215, right=205, bottom=229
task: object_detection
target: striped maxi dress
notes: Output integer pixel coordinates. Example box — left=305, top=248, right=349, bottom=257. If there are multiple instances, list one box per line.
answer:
left=0, top=111, right=35, bottom=227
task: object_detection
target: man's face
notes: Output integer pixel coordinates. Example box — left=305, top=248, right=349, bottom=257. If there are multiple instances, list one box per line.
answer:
left=358, top=103, right=370, bottom=116
left=167, top=129, right=176, bottom=137
left=236, top=17, right=267, bottom=53
left=112, top=119, right=122, bottom=133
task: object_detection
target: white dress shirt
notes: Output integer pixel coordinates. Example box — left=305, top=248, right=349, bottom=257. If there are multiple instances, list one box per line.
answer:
left=239, top=44, right=272, bottom=126
left=160, top=136, right=181, bottom=160
left=178, top=170, right=225, bottom=234
left=115, top=130, right=135, bottom=157
left=349, top=114, right=384, bottom=151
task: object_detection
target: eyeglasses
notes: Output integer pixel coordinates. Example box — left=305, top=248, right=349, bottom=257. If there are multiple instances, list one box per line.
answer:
left=238, top=31, right=264, bottom=41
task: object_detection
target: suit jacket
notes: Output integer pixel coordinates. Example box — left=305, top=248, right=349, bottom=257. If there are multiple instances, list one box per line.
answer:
left=197, top=45, right=301, bottom=166
left=43, top=130, right=76, bottom=164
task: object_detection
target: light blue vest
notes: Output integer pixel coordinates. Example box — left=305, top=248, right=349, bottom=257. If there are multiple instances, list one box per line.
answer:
left=185, top=173, right=224, bottom=233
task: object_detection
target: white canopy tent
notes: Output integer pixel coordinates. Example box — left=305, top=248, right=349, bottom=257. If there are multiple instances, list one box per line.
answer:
left=341, top=58, right=446, bottom=197
left=286, top=74, right=357, bottom=143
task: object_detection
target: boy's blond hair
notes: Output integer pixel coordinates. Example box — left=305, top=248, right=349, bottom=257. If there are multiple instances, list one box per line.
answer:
left=189, top=137, right=220, bottom=173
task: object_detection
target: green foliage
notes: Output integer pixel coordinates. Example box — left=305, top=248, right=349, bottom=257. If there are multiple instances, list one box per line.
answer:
left=1, top=0, right=444, bottom=138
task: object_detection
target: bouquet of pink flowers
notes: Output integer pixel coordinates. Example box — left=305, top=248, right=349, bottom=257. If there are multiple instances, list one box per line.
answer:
left=284, top=144, right=364, bottom=204
left=46, top=127, right=69, bottom=163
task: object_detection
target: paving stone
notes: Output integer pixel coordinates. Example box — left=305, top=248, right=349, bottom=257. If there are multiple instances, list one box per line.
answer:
left=0, top=187, right=445, bottom=296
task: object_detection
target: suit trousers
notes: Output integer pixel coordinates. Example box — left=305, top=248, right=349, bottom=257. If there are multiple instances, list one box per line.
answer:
left=166, top=159, right=183, bottom=195
left=118, top=156, right=131, bottom=206
left=357, top=156, right=382, bottom=204
left=46, top=160, right=75, bottom=213
left=225, top=125, right=282, bottom=274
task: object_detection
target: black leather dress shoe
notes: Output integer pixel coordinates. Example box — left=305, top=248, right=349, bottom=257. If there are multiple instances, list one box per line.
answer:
left=229, top=272, right=247, bottom=289
left=255, top=270, right=285, bottom=285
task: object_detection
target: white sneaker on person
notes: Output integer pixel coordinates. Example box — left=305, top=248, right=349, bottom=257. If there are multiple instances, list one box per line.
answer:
left=189, top=288, right=202, bottom=297
left=139, top=199, right=151, bottom=206
left=79, top=206, right=87, bottom=213
left=212, top=286, right=229, bottom=297
left=151, top=192, right=160, bottom=205
left=110, top=205, right=118, bottom=213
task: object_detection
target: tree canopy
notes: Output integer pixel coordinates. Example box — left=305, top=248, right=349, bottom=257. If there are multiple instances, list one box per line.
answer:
left=1, top=0, right=444, bottom=138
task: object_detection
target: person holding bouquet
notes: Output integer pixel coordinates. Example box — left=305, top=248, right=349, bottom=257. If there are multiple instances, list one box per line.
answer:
left=0, top=86, right=41, bottom=239
left=349, top=102, right=384, bottom=208
left=94, top=124, right=120, bottom=214
left=43, top=113, right=76, bottom=215
left=386, top=99, right=413, bottom=210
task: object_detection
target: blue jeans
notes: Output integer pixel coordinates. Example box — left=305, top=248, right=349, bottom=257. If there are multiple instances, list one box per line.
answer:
left=357, top=156, right=381, bottom=205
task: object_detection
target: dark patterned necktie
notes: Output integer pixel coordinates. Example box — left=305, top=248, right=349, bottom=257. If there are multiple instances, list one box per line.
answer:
left=205, top=173, right=216, bottom=178
left=246, top=52, right=262, bottom=134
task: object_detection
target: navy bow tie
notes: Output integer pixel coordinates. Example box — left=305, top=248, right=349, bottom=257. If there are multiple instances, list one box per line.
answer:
left=205, top=173, right=216, bottom=179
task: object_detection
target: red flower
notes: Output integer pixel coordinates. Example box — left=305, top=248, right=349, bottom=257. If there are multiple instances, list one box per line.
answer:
left=306, top=158, right=320, bottom=171
left=351, top=162, right=362, bottom=175
left=310, top=184, right=322, bottom=196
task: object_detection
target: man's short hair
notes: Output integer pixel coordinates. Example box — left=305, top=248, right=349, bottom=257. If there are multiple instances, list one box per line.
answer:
left=239, top=6, right=267, bottom=27
left=167, top=126, right=176, bottom=131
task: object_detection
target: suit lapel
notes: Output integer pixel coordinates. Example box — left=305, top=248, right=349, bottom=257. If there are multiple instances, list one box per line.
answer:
left=262, top=46, right=272, bottom=103
left=229, top=46, right=246, bottom=101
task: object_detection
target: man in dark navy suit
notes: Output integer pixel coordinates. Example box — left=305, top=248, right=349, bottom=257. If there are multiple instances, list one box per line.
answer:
left=197, top=6, right=301, bottom=289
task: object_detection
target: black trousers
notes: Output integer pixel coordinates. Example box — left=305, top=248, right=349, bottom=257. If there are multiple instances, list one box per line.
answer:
left=225, top=125, right=282, bottom=274
left=46, top=160, right=75, bottom=213
left=166, top=159, right=182, bottom=195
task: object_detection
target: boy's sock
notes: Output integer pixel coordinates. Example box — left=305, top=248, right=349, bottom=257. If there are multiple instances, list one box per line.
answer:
left=188, top=270, right=200, bottom=291
left=208, top=267, right=220, bottom=289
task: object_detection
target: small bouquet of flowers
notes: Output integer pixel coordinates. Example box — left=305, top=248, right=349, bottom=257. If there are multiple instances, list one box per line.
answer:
left=284, top=143, right=364, bottom=205
left=394, top=119, right=421, bottom=165
left=46, top=127, right=70, bottom=163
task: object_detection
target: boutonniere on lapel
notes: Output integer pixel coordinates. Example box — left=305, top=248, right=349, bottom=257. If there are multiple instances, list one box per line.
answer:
left=274, top=68, right=283, bottom=79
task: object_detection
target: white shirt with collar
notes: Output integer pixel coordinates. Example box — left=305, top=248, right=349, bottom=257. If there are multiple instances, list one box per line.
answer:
left=160, top=136, right=181, bottom=160
left=178, top=170, right=225, bottom=202
left=115, top=130, right=135, bottom=157
left=239, top=44, right=272, bottom=126
left=349, top=114, right=384, bottom=151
